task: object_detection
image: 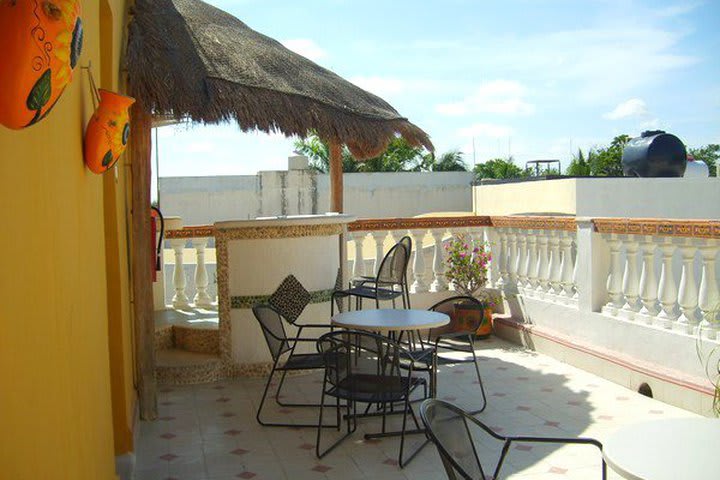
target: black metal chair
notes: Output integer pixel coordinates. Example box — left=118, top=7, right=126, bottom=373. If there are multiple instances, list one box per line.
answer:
left=332, top=242, right=409, bottom=313
left=352, top=235, right=413, bottom=309
left=316, top=330, right=431, bottom=467
left=420, top=399, right=607, bottom=480
left=400, top=296, right=488, bottom=413
left=252, top=304, right=332, bottom=427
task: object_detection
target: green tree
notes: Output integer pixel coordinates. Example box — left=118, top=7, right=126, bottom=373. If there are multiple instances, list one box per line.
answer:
left=565, top=148, right=593, bottom=176
left=590, top=134, right=630, bottom=176
left=689, top=144, right=718, bottom=177
left=412, top=150, right=468, bottom=172
left=292, top=134, right=358, bottom=173
left=473, top=157, right=529, bottom=180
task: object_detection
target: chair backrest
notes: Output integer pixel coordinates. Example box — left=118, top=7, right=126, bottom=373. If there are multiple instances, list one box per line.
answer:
left=376, top=242, right=408, bottom=285
left=398, top=235, right=412, bottom=263
left=252, top=304, right=291, bottom=362
left=420, top=399, right=486, bottom=480
left=428, top=295, right=482, bottom=336
left=317, top=330, right=406, bottom=393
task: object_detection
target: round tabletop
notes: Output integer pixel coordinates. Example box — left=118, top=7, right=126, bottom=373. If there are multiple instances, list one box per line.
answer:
left=331, top=309, right=449, bottom=333
left=602, top=418, right=720, bottom=480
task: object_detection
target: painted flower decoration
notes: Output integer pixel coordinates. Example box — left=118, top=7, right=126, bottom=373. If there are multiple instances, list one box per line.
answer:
left=50, top=0, right=83, bottom=85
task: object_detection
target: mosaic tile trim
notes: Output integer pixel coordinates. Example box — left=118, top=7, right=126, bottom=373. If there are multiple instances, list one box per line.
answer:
left=230, top=289, right=334, bottom=310
left=349, top=215, right=492, bottom=232
left=490, top=216, right=577, bottom=231
left=593, top=218, right=720, bottom=239
left=166, top=225, right=214, bottom=239
left=215, top=223, right=344, bottom=240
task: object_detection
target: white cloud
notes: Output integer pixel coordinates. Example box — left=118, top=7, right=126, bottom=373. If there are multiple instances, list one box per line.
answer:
left=457, top=123, right=514, bottom=138
left=350, top=76, right=406, bottom=96
left=436, top=80, right=535, bottom=116
left=655, top=3, right=700, bottom=17
left=603, top=98, right=648, bottom=120
left=281, top=39, right=327, bottom=61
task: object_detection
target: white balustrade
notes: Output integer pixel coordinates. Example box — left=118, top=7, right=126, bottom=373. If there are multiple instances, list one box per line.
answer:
left=430, top=229, right=448, bottom=292
left=620, top=238, right=641, bottom=320
left=677, top=240, right=699, bottom=334
left=497, top=229, right=509, bottom=287
left=637, top=238, right=659, bottom=324
left=547, top=232, right=563, bottom=296
left=192, top=237, right=213, bottom=307
left=603, top=236, right=624, bottom=315
left=698, top=240, right=720, bottom=339
left=516, top=233, right=528, bottom=291
left=536, top=232, right=550, bottom=294
left=170, top=238, right=191, bottom=309
left=506, top=231, right=519, bottom=288
left=409, top=229, right=429, bottom=293
left=351, top=231, right=367, bottom=279
left=656, top=240, right=678, bottom=328
left=370, top=231, right=387, bottom=275
left=526, top=234, right=539, bottom=292
left=559, top=231, right=576, bottom=301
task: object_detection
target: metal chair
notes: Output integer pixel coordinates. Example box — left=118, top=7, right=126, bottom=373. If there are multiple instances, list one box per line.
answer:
left=352, top=235, right=413, bottom=308
left=420, top=399, right=607, bottom=480
left=316, top=330, right=431, bottom=467
left=425, top=295, right=488, bottom=414
left=252, top=304, right=332, bottom=427
left=332, top=242, right=409, bottom=313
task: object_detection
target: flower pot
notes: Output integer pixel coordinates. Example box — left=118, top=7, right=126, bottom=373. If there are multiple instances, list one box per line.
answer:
left=452, top=302, right=493, bottom=339
left=84, top=89, right=135, bottom=174
left=0, top=0, right=83, bottom=129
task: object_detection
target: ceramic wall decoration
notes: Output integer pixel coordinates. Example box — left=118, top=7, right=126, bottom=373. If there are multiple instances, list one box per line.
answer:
left=84, top=89, right=135, bottom=174
left=0, top=0, right=83, bottom=129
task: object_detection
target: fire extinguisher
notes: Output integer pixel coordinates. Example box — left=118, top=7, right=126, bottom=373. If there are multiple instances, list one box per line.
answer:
left=150, top=206, right=164, bottom=282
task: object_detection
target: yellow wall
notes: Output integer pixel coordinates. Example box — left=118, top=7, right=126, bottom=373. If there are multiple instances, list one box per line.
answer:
left=473, top=179, right=578, bottom=216
left=0, top=1, right=132, bottom=478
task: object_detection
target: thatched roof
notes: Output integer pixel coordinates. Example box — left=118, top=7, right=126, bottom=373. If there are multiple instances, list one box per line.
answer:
left=126, top=0, right=433, bottom=159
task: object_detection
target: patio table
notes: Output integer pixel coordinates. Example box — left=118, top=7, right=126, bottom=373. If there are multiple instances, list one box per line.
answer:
left=330, top=308, right=449, bottom=333
left=602, top=418, right=720, bottom=480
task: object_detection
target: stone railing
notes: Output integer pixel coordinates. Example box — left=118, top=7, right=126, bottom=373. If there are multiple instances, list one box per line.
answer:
left=164, top=225, right=216, bottom=309
left=347, top=216, right=491, bottom=294
left=594, top=219, right=720, bottom=338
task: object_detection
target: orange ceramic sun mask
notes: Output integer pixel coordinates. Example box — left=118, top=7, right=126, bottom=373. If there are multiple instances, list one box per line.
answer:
left=0, top=0, right=83, bottom=129
left=84, top=89, right=136, bottom=174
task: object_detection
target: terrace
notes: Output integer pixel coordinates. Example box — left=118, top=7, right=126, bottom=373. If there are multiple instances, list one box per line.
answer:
left=142, top=177, right=719, bottom=479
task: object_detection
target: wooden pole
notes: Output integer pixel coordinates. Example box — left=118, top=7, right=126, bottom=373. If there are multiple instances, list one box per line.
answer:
left=329, top=142, right=343, bottom=213
left=128, top=96, right=157, bottom=420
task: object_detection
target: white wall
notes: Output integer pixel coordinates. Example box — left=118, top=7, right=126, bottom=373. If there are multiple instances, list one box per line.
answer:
left=474, top=178, right=720, bottom=219
left=159, top=170, right=474, bottom=225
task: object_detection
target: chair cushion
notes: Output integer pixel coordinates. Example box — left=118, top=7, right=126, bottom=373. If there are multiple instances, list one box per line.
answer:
left=268, top=275, right=311, bottom=324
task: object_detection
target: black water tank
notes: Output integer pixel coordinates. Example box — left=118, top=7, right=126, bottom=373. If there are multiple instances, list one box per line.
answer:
left=621, top=130, right=687, bottom=177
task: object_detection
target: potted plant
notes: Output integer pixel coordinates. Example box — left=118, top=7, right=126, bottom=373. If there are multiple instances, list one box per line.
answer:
left=444, top=235, right=498, bottom=338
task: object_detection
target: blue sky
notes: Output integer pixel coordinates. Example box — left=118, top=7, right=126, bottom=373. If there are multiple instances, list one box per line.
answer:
left=153, top=0, right=720, bottom=179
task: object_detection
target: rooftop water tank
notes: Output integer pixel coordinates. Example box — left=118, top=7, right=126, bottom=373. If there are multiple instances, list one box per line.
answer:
left=621, top=130, right=687, bottom=177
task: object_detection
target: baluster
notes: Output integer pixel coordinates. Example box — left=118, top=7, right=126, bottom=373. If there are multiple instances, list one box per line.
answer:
left=507, top=231, right=518, bottom=286
left=192, top=237, right=213, bottom=307
left=548, top=231, right=562, bottom=296
left=430, top=229, right=448, bottom=292
left=638, top=238, right=659, bottom=324
left=536, top=232, right=550, bottom=293
left=497, top=229, right=508, bottom=288
left=351, top=231, right=367, bottom=279
left=410, top=229, right=429, bottom=293
left=620, top=238, right=641, bottom=320
left=516, top=232, right=528, bottom=291
left=525, top=233, right=538, bottom=292
left=603, top=236, right=624, bottom=315
left=370, top=231, right=387, bottom=275
left=572, top=237, right=579, bottom=300
left=656, top=240, right=678, bottom=328
left=170, top=238, right=190, bottom=309
left=559, top=231, right=575, bottom=300
left=698, top=240, right=720, bottom=339
left=677, top=240, right=699, bottom=334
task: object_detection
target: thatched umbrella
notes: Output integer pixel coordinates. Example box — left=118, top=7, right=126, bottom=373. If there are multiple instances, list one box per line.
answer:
left=124, top=0, right=432, bottom=419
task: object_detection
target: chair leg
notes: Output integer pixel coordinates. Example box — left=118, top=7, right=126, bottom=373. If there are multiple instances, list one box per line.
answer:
left=316, top=390, right=355, bottom=458
left=467, top=336, right=488, bottom=415
left=398, top=398, right=430, bottom=468
left=275, top=368, right=325, bottom=408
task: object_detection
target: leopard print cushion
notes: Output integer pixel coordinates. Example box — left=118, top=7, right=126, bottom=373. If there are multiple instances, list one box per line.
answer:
left=268, top=275, right=311, bottom=324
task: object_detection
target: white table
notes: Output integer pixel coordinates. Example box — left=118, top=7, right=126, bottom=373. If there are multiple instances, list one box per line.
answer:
left=602, top=418, right=720, bottom=480
left=331, top=308, right=449, bottom=333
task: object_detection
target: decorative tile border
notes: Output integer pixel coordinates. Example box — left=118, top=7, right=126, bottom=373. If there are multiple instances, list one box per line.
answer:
left=166, top=225, right=214, bottom=239
left=592, top=218, right=720, bottom=239
left=230, top=289, right=334, bottom=310
left=215, top=223, right=344, bottom=240
left=349, top=215, right=492, bottom=232
left=490, top=216, right=577, bottom=231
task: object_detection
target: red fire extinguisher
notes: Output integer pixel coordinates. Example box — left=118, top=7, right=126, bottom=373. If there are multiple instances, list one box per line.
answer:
left=150, top=206, right=164, bottom=282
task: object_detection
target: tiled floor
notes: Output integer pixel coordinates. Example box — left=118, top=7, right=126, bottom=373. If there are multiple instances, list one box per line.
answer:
left=134, top=337, right=697, bottom=480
